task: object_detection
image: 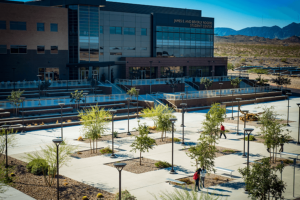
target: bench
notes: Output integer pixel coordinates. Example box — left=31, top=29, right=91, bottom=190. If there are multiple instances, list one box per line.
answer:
left=166, top=178, right=187, bottom=188
left=213, top=167, right=234, bottom=178
left=280, top=152, right=299, bottom=160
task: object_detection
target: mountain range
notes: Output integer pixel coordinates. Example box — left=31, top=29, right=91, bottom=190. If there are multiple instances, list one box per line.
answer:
left=215, top=22, right=300, bottom=40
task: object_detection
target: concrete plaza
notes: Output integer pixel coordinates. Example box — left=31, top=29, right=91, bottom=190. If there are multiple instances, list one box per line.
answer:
left=3, top=97, right=300, bottom=200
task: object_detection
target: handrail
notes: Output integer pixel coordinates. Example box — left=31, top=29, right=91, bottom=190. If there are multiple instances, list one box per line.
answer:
left=105, top=80, right=124, bottom=94
left=186, top=81, right=199, bottom=90
left=137, top=95, right=152, bottom=108
left=146, top=94, right=166, bottom=107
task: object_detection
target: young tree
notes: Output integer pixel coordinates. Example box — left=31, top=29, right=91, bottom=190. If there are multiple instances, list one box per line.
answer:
left=7, top=90, right=24, bottom=116
left=130, top=123, right=156, bottom=165
left=78, top=106, right=111, bottom=153
left=227, top=63, right=235, bottom=71
left=238, top=158, right=286, bottom=200
left=200, top=77, right=213, bottom=90
left=0, top=128, right=17, bottom=159
left=186, top=135, right=217, bottom=171
left=270, top=76, right=291, bottom=90
left=156, top=113, right=175, bottom=141
left=127, top=87, right=139, bottom=99
left=70, top=90, right=84, bottom=110
left=255, top=75, right=269, bottom=86
left=229, top=77, right=242, bottom=88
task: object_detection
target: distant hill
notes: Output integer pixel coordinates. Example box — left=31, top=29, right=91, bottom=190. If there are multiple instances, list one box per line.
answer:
left=214, top=35, right=300, bottom=44
left=215, top=23, right=300, bottom=39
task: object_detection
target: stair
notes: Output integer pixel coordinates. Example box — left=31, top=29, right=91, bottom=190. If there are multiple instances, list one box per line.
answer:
left=104, top=81, right=126, bottom=94
left=185, top=81, right=199, bottom=90
left=184, top=83, right=198, bottom=92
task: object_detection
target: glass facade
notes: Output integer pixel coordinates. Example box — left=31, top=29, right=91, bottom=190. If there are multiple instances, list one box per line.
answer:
left=68, top=5, right=79, bottom=63
left=160, top=66, right=186, bottom=78
left=129, top=67, right=156, bottom=79
left=79, top=5, right=99, bottom=62
left=189, top=66, right=211, bottom=77
left=156, top=26, right=214, bottom=57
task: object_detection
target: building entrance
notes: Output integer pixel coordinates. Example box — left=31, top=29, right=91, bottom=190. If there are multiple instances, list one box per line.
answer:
left=44, top=72, right=54, bottom=81
left=80, top=70, right=89, bottom=80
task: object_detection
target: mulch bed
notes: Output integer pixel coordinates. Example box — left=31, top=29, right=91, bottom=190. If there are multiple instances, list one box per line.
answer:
left=1, top=156, right=114, bottom=200
left=170, top=174, right=234, bottom=188
left=105, top=158, right=167, bottom=174
left=70, top=149, right=119, bottom=159
left=250, top=158, right=300, bottom=168
left=154, top=137, right=181, bottom=146
left=181, top=146, right=240, bottom=158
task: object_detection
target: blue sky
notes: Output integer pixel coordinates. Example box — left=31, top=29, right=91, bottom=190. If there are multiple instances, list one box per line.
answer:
left=13, top=0, right=300, bottom=30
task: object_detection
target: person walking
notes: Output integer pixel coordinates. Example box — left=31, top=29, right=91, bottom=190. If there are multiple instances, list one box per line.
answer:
left=220, top=123, right=227, bottom=139
left=193, top=168, right=201, bottom=191
left=200, top=166, right=207, bottom=188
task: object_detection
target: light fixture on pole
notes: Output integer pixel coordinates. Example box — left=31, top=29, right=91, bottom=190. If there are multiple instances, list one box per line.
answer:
left=126, top=97, right=131, bottom=135
left=58, top=103, right=65, bottom=140
left=37, top=75, right=42, bottom=105
left=180, top=93, right=185, bottom=105
left=169, top=118, right=177, bottom=174
left=286, top=93, right=292, bottom=126
left=244, top=128, right=254, bottom=170
left=52, top=138, right=63, bottom=200
left=180, top=103, right=187, bottom=145
left=110, top=110, right=117, bottom=158
left=136, top=89, right=140, bottom=119
left=219, top=83, right=223, bottom=103
left=297, top=103, right=300, bottom=145
left=21, top=97, right=26, bottom=133
left=235, top=98, right=242, bottom=135
left=2, top=125, right=10, bottom=180
left=83, top=93, right=88, bottom=110
left=241, top=110, right=249, bottom=157
left=114, top=163, right=127, bottom=200
left=230, top=90, right=235, bottom=120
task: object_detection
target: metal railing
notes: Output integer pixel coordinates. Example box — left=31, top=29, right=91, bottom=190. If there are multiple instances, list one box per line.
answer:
left=116, top=75, right=249, bottom=86
left=105, top=80, right=125, bottom=94
left=146, top=94, right=166, bottom=107
left=163, top=86, right=275, bottom=100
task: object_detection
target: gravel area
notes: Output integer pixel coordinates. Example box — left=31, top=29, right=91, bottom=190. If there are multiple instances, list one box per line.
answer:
left=1, top=156, right=114, bottom=200
left=105, top=158, right=168, bottom=174
left=70, top=148, right=119, bottom=159
left=182, top=146, right=240, bottom=158
left=251, top=158, right=300, bottom=168
left=154, top=137, right=181, bottom=146
left=170, top=174, right=234, bottom=188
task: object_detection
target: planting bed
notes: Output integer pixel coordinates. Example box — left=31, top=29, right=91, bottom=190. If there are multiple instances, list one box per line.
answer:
left=182, top=146, right=240, bottom=158
left=0, top=156, right=114, bottom=200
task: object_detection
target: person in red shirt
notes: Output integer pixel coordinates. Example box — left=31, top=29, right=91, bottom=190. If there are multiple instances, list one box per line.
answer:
left=220, top=124, right=227, bottom=139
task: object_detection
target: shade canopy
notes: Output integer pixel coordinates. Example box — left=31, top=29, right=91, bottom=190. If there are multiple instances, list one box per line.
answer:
left=58, top=103, right=65, bottom=106
left=169, top=118, right=177, bottom=123
left=110, top=110, right=117, bottom=113
left=235, top=98, right=242, bottom=100
left=297, top=103, right=300, bottom=107
left=286, top=93, right=292, bottom=96
left=52, top=138, right=63, bottom=145
left=180, top=103, right=187, bottom=106
left=244, top=128, right=254, bottom=135
left=114, top=163, right=127, bottom=171
left=241, top=110, right=249, bottom=113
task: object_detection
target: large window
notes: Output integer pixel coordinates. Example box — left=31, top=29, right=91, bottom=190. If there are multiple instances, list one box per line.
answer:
left=10, top=45, right=27, bottom=54
left=37, top=23, right=44, bottom=31
left=0, top=45, right=7, bottom=54
left=50, top=23, right=58, bottom=32
left=100, top=26, right=103, bottom=34
left=141, top=28, right=147, bottom=36
left=124, top=27, right=135, bottom=35
left=51, top=46, right=58, bottom=54
left=10, top=21, right=26, bottom=30
left=160, top=66, right=186, bottom=78
left=110, top=26, right=122, bottom=34
left=37, top=46, right=45, bottom=54
left=156, top=26, right=214, bottom=58
left=189, top=66, right=211, bottom=77
left=123, top=47, right=135, bottom=50
left=110, top=47, right=122, bottom=51
left=110, top=52, right=122, bottom=55
left=0, top=21, right=6, bottom=30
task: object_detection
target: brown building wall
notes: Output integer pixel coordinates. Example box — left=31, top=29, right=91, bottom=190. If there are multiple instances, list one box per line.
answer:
left=120, top=83, right=185, bottom=94
left=194, top=81, right=238, bottom=90
left=0, top=3, right=68, bottom=50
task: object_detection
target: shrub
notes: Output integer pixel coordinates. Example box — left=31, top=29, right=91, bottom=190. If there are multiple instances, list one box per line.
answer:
left=63, top=182, right=68, bottom=186
left=241, top=58, right=246, bottom=62
left=113, top=131, right=118, bottom=138
left=10, top=173, right=15, bottom=177
left=281, top=58, right=287, bottom=62
left=155, top=161, right=172, bottom=168
left=173, top=138, right=181, bottom=143
left=214, top=177, right=220, bottom=181
left=97, top=193, right=103, bottom=198
left=258, top=59, right=264, bottom=64
left=100, top=147, right=113, bottom=154
left=82, top=196, right=88, bottom=200
left=26, top=158, right=48, bottom=175
left=244, top=135, right=256, bottom=141
left=78, top=136, right=84, bottom=141
left=149, top=126, right=156, bottom=130
left=222, top=149, right=235, bottom=153
left=114, top=190, right=136, bottom=200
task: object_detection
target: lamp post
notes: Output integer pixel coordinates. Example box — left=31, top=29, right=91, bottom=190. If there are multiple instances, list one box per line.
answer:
left=110, top=110, right=117, bottom=158
left=286, top=93, right=292, bottom=126
left=241, top=110, right=249, bottom=157
left=254, top=80, right=257, bottom=103
left=235, top=98, right=242, bottom=135
left=169, top=118, right=177, bottom=174
left=244, top=128, right=254, bottom=170
left=136, top=89, right=140, bottom=119
left=126, top=97, right=131, bottom=135
left=52, top=138, right=63, bottom=200
left=21, top=97, right=26, bottom=133
left=2, top=125, right=10, bottom=180
left=114, top=163, right=127, bottom=200
left=83, top=93, right=88, bottom=110
left=219, top=83, right=223, bottom=103
left=180, top=103, right=187, bottom=145
left=58, top=103, right=65, bottom=140
left=230, top=90, right=235, bottom=120
left=12, top=68, right=16, bottom=91
left=37, top=75, right=42, bottom=105
left=297, top=103, right=300, bottom=145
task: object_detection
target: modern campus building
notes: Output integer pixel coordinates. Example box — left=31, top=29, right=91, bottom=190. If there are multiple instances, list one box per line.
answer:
left=0, top=0, right=227, bottom=82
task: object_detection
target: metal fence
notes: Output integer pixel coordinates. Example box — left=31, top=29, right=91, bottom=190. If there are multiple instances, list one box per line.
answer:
left=163, top=86, right=274, bottom=100
left=0, top=94, right=130, bottom=109
left=0, top=80, right=92, bottom=89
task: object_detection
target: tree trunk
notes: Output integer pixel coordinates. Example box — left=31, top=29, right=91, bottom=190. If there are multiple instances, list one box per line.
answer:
left=140, top=151, right=141, bottom=165
left=90, top=139, right=92, bottom=154
left=273, top=147, right=275, bottom=163
left=275, top=145, right=277, bottom=163
left=161, top=131, right=164, bottom=141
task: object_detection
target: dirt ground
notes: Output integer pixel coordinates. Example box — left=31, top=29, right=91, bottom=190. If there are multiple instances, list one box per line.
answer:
left=182, top=146, right=240, bottom=158
left=0, top=156, right=114, bottom=200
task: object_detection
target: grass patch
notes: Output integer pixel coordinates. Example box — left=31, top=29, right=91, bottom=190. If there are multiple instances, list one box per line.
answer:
left=222, top=149, right=235, bottom=153
left=244, top=135, right=256, bottom=141
left=155, top=161, right=171, bottom=168
left=99, top=147, right=113, bottom=154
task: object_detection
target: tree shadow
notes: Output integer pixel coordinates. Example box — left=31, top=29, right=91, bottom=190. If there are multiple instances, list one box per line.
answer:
left=161, top=165, right=194, bottom=174
left=219, top=181, right=245, bottom=190
left=235, top=152, right=261, bottom=157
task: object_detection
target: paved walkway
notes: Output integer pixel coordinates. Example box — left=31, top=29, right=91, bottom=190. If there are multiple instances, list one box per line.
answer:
left=3, top=97, right=300, bottom=199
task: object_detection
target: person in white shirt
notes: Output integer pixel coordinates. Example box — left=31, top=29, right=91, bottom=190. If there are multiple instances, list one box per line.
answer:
left=200, top=166, right=207, bottom=188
